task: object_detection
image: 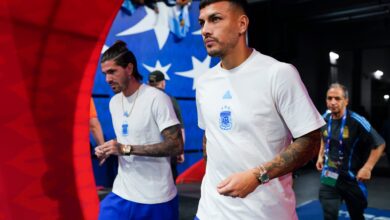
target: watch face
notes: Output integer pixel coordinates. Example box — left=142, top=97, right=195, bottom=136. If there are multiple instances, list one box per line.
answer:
left=125, top=145, right=130, bottom=153
left=260, top=173, right=270, bottom=184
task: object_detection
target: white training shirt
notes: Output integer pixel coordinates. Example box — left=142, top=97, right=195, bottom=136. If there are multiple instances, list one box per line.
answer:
left=110, top=84, right=179, bottom=204
left=195, top=50, right=325, bottom=219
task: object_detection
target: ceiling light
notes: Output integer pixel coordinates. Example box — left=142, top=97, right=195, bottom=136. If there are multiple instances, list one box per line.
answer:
left=329, top=51, right=339, bottom=65
left=373, top=70, right=384, bottom=80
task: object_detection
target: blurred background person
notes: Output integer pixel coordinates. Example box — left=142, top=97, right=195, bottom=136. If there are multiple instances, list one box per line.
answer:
left=148, top=70, right=185, bottom=181
left=90, top=98, right=105, bottom=146
left=316, top=83, right=386, bottom=220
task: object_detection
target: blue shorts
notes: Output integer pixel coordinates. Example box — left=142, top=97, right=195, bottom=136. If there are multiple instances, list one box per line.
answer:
left=99, top=192, right=178, bottom=220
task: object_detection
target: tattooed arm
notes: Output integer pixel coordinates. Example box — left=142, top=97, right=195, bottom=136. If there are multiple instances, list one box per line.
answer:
left=130, top=124, right=184, bottom=157
left=217, top=129, right=321, bottom=198
left=262, top=129, right=321, bottom=180
left=96, top=124, right=183, bottom=160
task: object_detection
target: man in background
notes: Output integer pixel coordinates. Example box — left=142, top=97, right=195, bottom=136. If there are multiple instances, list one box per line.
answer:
left=195, top=0, right=325, bottom=219
left=316, top=83, right=385, bottom=220
left=148, top=70, right=185, bottom=181
left=90, top=98, right=105, bottom=146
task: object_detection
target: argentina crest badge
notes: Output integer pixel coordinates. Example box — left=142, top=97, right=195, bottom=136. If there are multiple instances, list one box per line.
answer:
left=219, top=106, right=232, bottom=130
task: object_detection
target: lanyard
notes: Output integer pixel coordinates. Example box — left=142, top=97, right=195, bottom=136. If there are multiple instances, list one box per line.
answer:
left=324, top=109, right=347, bottom=167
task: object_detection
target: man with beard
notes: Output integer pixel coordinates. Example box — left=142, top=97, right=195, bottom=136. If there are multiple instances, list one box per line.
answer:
left=95, top=40, right=183, bottom=220
left=316, top=83, right=385, bottom=220
left=194, top=0, right=325, bottom=219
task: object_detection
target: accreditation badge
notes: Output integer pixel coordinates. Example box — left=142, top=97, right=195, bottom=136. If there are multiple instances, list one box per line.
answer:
left=320, top=167, right=339, bottom=187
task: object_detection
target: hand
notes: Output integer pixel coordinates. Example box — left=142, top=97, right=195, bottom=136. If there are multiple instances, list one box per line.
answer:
left=316, top=157, right=324, bottom=171
left=356, top=167, right=371, bottom=182
left=177, top=153, right=185, bottom=163
left=95, top=145, right=105, bottom=158
left=94, top=140, right=122, bottom=165
left=95, top=144, right=109, bottom=166
left=217, top=168, right=260, bottom=198
left=98, top=155, right=109, bottom=166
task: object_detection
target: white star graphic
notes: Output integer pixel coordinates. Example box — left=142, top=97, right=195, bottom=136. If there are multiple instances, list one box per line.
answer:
left=175, top=56, right=213, bottom=90
left=101, top=44, right=109, bottom=54
left=143, top=60, right=172, bottom=80
left=116, top=3, right=171, bottom=50
left=192, top=29, right=201, bottom=35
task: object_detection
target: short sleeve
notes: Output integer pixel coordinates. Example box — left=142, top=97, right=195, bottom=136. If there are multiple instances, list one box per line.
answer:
left=90, top=98, right=97, bottom=118
left=353, top=115, right=386, bottom=149
left=196, top=87, right=205, bottom=130
left=368, top=127, right=385, bottom=149
left=152, top=91, right=180, bottom=132
left=271, top=63, right=325, bottom=138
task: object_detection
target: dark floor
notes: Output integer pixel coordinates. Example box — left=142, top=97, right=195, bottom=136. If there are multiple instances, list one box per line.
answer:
left=177, top=156, right=390, bottom=220
left=98, top=156, right=390, bottom=220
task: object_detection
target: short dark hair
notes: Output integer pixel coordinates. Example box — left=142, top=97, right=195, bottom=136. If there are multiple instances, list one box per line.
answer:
left=199, top=0, right=248, bottom=15
left=101, top=40, right=143, bottom=81
left=148, top=70, right=165, bottom=86
left=328, top=83, right=349, bottom=99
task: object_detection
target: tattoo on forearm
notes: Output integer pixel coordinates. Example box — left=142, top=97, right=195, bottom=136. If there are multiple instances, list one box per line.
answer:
left=267, top=129, right=321, bottom=178
left=130, top=124, right=183, bottom=157
left=202, top=134, right=207, bottom=162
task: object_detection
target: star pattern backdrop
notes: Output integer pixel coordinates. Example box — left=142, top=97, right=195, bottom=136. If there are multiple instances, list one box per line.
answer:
left=92, top=1, right=219, bottom=183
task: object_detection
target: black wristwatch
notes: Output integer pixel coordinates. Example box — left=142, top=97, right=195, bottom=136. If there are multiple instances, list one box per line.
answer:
left=257, top=165, right=270, bottom=185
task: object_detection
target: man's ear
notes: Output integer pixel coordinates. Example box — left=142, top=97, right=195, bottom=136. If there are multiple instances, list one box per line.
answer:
left=126, top=63, right=134, bottom=77
left=238, top=15, right=249, bottom=35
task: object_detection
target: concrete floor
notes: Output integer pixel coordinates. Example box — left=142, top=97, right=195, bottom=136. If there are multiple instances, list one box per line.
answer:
left=177, top=156, right=390, bottom=220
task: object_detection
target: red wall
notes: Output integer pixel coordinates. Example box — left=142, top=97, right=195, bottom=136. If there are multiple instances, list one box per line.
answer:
left=0, top=0, right=121, bottom=219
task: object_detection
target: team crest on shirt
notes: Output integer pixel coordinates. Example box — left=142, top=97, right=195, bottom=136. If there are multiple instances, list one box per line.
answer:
left=323, top=130, right=328, bottom=138
left=343, top=126, right=349, bottom=138
left=323, top=126, right=349, bottom=138
left=219, top=106, right=232, bottom=130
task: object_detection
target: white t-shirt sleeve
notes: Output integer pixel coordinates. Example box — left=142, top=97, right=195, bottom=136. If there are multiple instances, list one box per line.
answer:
left=271, top=63, right=325, bottom=138
left=196, top=88, right=205, bottom=130
left=152, top=91, right=180, bottom=132
left=109, top=95, right=118, bottom=123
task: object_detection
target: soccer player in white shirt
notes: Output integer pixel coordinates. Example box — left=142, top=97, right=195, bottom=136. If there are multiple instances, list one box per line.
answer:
left=95, top=41, right=183, bottom=220
left=195, top=0, right=325, bottom=219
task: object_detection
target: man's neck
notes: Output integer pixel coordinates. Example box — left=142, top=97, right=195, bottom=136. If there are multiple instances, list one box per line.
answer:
left=221, top=45, right=252, bottom=70
left=123, top=81, right=141, bottom=97
left=331, top=109, right=346, bottom=119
